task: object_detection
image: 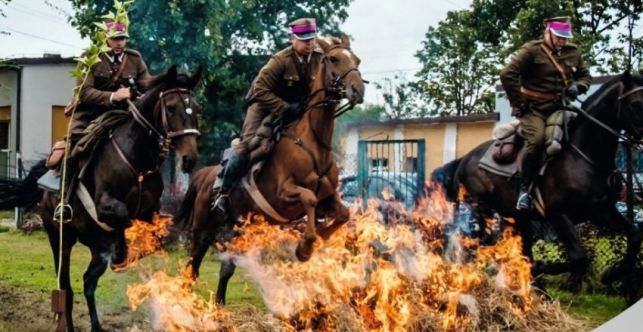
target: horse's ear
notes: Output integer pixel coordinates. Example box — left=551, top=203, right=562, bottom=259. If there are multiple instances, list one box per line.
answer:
left=316, top=36, right=331, bottom=53
left=623, top=70, right=633, bottom=88
left=340, top=34, right=351, bottom=48
left=189, top=66, right=203, bottom=89
left=167, top=65, right=178, bottom=80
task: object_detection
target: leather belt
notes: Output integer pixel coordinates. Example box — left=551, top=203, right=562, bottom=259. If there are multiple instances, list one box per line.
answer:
left=520, top=86, right=560, bottom=102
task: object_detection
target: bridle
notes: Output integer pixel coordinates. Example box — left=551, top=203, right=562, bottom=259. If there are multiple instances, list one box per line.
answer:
left=113, top=86, right=200, bottom=215
left=570, top=81, right=643, bottom=169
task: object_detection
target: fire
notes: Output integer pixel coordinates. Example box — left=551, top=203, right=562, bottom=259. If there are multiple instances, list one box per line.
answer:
left=116, top=214, right=173, bottom=271
left=127, top=266, right=235, bottom=331
left=123, top=183, right=555, bottom=331
left=219, top=184, right=534, bottom=331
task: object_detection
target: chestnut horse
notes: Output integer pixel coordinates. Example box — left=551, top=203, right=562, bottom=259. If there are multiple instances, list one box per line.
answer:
left=0, top=66, right=201, bottom=331
left=175, top=35, right=365, bottom=304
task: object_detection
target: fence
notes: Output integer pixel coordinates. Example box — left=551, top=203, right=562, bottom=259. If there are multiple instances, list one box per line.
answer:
left=357, top=139, right=425, bottom=209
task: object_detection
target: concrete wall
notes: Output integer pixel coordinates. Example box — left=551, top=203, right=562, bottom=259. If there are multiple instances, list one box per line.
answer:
left=19, top=63, right=75, bottom=164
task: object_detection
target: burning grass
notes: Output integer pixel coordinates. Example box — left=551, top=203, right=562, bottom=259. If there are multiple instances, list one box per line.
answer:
left=123, top=189, right=588, bottom=331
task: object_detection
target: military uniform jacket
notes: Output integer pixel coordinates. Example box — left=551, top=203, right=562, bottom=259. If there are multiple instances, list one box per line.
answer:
left=73, top=48, right=152, bottom=133
left=500, top=40, right=592, bottom=111
left=245, top=46, right=323, bottom=114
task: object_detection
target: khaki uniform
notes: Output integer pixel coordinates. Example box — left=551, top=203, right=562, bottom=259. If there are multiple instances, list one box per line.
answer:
left=500, top=39, right=591, bottom=152
left=241, top=46, right=323, bottom=141
left=72, top=48, right=152, bottom=137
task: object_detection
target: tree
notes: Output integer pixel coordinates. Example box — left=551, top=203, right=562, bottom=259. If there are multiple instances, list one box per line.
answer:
left=411, top=0, right=643, bottom=117
left=414, top=10, right=499, bottom=116
left=68, top=0, right=353, bottom=163
left=375, top=74, right=425, bottom=119
left=0, top=0, right=10, bottom=17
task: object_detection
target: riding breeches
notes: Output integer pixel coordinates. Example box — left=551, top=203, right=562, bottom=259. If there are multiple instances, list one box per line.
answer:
left=518, top=111, right=547, bottom=154
left=240, top=104, right=269, bottom=142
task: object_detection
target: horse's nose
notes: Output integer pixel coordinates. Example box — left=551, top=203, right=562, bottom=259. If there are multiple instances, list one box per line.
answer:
left=351, top=84, right=364, bottom=104
left=182, top=155, right=196, bottom=173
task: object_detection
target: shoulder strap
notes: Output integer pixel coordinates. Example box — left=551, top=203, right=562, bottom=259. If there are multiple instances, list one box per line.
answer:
left=539, top=44, right=568, bottom=86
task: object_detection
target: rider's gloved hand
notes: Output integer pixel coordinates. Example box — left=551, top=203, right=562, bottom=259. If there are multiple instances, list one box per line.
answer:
left=285, top=102, right=302, bottom=117
left=566, top=83, right=579, bottom=100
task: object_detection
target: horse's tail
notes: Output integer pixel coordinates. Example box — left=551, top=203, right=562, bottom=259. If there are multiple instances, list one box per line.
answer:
left=0, top=159, right=48, bottom=210
left=429, top=158, right=462, bottom=202
left=173, top=183, right=197, bottom=230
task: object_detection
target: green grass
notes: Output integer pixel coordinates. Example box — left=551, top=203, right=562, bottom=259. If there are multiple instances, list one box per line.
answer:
left=548, top=288, right=627, bottom=327
left=0, top=209, right=14, bottom=220
left=0, top=229, right=264, bottom=312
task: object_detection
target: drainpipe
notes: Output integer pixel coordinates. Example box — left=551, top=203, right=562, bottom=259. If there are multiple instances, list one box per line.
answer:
left=13, top=66, right=22, bottom=228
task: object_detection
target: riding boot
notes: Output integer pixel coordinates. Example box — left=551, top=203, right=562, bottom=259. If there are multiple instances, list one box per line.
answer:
left=516, top=151, right=540, bottom=211
left=212, top=149, right=250, bottom=215
left=54, top=159, right=77, bottom=222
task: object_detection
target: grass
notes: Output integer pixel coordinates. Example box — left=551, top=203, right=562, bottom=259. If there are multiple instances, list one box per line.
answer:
left=0, top=229, right=264, bottom=314
left=548, top=288, right=627, bottom=328
left=0, top=228, right=630, bottom=329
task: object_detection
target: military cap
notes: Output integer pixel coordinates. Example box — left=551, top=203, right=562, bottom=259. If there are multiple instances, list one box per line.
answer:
left=105, top=20, right=129, bottom=38
left=289, top=18, right=317, bottom=40
left=545, top=16, right=572, bottom=38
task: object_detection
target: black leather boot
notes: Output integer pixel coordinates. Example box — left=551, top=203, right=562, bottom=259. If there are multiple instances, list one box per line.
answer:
left=54, top=159, right=76, bottom=222
left=212, top=150, right=249, bottom=215
left=516, top=151, right=540, bottom=211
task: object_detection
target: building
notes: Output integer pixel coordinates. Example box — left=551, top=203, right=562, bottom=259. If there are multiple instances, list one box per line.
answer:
left=340, top=75, right=615, bottom=176
left=0, top=54, right=76, bottom=176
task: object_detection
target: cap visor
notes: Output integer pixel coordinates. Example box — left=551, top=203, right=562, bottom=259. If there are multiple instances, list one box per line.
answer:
left=294, top=32, right=316, bottom=40
left=551, top=29, right=572, bottom=38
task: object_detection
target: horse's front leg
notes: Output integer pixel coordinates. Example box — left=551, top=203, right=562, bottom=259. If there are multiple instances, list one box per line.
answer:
left=281, top=182, right=318, bottom=261
left=316, top=193, right=350, bottom=240
left=84, top=245, right=110, bottom=332
left=95, top=192, right=129, bottom=269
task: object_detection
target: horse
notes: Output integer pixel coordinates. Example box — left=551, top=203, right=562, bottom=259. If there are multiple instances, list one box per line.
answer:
left=432, top=72, right=643, bottom=303
left=0, top=65, right=202, bottom=332
left=174, top=35, right=365, bottom=305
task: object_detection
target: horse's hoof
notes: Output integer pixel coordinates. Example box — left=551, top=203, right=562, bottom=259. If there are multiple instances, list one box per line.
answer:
left=110, top=261, right=128, bottom=273
left=295, top=243, right=313, bottom=262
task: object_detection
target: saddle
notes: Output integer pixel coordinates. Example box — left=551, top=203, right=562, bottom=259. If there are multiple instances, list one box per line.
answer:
left=491, top=121, right=524, bottom=165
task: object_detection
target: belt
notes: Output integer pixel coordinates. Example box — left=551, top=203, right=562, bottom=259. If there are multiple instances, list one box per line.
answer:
left=520, top=87, right=560, bottom=102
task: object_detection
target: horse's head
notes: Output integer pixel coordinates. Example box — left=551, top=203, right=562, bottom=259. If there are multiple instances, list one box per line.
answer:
left=617, top=71, right=643, bottom=140
left=139, top=65, right=203, bottom=173
left=316, top=35, right=365, bottom=106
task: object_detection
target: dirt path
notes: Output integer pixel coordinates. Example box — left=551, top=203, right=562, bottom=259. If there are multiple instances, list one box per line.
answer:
left=0, top=283, right=150, bottom=331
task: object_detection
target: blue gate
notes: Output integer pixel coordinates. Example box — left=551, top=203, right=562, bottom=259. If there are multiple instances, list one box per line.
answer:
left=357, top=139, right=426, bottom=208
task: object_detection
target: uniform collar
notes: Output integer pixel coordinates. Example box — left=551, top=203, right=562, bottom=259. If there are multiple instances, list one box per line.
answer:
left=105, top=52, right=125, bottom=64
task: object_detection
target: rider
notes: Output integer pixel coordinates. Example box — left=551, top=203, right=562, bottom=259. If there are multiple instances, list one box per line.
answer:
left=211, top=17, right=324, bottom=214
left=56, top=20, right=152, bottom=220
left=500, top=16, right=592, bottom=210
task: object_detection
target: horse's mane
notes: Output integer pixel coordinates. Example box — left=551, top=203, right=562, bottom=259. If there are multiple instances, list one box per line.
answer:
left=581, top=75, right=621, bottom=110
left=134, top=71, right=192, bottom=111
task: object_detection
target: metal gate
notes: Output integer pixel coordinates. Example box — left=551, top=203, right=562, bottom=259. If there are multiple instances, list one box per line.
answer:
left=357, top=139, right=425, bottom=208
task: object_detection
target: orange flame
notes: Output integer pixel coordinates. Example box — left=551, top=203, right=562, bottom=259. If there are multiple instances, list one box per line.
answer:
left=116, top=214, right=173, bottom=271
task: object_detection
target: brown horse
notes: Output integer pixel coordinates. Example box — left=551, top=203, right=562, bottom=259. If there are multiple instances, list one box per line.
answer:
left=0, top=66, right=202, bottom=332
left=175, top=35, right=365, bottom=304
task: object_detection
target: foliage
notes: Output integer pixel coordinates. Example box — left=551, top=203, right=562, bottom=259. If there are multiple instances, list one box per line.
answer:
left=0, top=0, right=10, bottom=18
left=414, top=10, right=499, bottom=116
left=409, top=0, right=643, bottom=117
left=68, top=0, right=353, bottom=164
left=374, top=74, right=426, bottom=119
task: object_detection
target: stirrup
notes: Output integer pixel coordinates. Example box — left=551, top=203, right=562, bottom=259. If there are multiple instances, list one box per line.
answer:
left=54, top=203, right=73, bottom=223
left=516, top=192, right=531, bottom=211
left=211, top=193, right=230, bottom=213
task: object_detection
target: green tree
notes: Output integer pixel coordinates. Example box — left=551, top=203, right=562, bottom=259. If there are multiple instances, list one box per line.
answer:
left=68, top=0, right=352, bottom=163
left=375, top=74, right=425, bottom=119
left=414, top=10, right=499, bottom=116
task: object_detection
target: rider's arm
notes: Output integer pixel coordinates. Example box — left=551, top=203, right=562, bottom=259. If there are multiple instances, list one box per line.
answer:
left=500, top=45, right=534, bottom=109
left=249, top=56, right=290, bottom=115
left=573, top=54, right=592, bottom=94
left=78, top=64, right=114, bottom=108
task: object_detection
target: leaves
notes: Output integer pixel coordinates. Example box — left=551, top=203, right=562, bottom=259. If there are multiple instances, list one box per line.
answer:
left=69, top=0, right=353, bottom=163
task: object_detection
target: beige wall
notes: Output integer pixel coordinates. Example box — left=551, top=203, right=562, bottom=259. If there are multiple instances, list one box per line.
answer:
left=456, top=122, right=495, bottom=158
left=342, top=120, right=496, bottom=176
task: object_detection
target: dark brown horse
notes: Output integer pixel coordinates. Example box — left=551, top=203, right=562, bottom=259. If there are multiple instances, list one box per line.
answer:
left=0, top=65, right=201, bottom=331
left=174, top=35, right=365, bottom=304
left=432, top=72, right=643, bottom=303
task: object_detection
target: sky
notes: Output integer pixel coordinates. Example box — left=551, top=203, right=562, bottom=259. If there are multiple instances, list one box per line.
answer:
left=0, top=0, right=473, bottom=104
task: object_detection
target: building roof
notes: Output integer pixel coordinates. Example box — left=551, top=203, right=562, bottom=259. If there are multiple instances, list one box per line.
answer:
left=495, top=75, right=617, bottom=92
left=346, top=112, right=499, bottom=128
left=3, top=54, right=76, bottom=66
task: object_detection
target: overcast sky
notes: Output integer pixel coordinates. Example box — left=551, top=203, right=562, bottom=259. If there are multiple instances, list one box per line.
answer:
left=0, top=0, right=473, bottom=104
